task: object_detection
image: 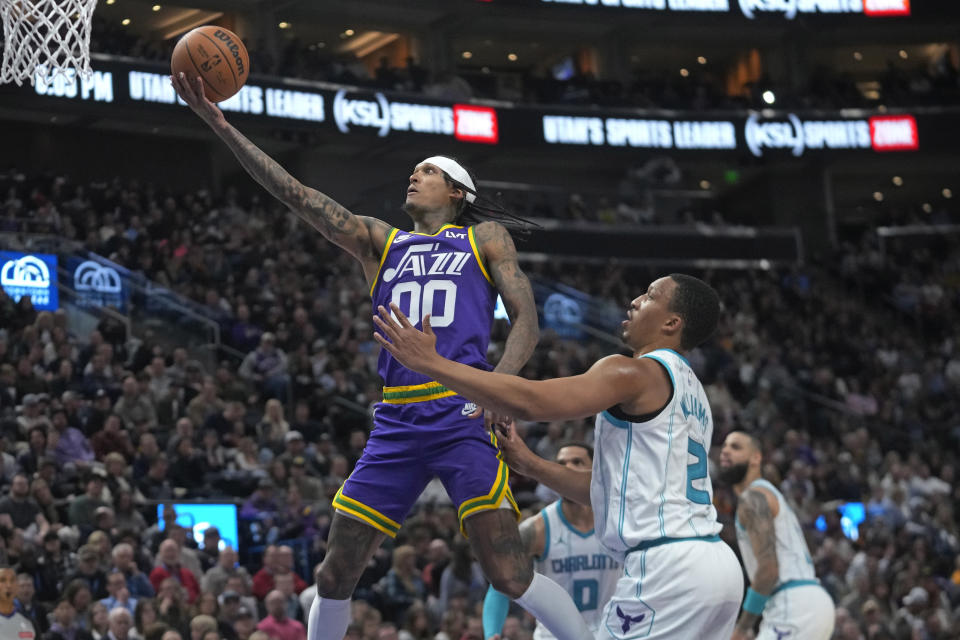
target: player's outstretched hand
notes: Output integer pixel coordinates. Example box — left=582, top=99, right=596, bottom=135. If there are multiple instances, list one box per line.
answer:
left=170, top=72, right=225, bottom=126
left=493, top=419, right=538, bottom=477
left=373, top=303, right=440, bottom=373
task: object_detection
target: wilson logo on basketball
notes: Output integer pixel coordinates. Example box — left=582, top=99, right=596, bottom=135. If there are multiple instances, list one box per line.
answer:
left=863, top=0, right=910, bottom=16
left=869, top=115, right=918, bottom=151
left=214, top=29, right=246, bottom=76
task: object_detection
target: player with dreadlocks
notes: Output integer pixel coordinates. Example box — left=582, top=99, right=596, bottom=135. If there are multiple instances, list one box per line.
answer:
left=172, top=73, right=591, bottom=640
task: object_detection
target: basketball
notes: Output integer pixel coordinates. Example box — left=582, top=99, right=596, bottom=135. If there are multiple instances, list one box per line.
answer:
left=171, top=25, right=249, bottom=103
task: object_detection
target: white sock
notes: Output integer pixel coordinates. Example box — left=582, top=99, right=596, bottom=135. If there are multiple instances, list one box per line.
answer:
left=515, top=572, right=593, bottom=640
left=307, top=595, right=351, bottom=640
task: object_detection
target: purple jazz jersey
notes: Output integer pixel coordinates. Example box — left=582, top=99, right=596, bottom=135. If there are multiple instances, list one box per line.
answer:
left=374, top=223, right=495, bottom=393
left=334, top=224, right=516, bottom=537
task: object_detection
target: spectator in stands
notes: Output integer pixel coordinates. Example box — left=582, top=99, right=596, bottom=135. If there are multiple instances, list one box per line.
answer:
left=437, top=538, right=486, bottom=614
left=107, top=607, right=134, bottom=640
left=256, top=399, right=290, bottom=454
left=137, top=455, right=173, bottom=502
left=131, top=599, right=157, bottom=640
left=155, top=577, right=190, bottom=632
left=197, top=527, right=220, bottom=573
left=17, top=425, right=50, bottom=475
left=232, top=605, right=257, bottom=640
left=91, top=415, right=135, bottom=461
left=0, top=472, right=47, bottom=535
left=89, top=601, right=110, bottom=637
left=111, top=543, right=154, bottom=599
left=101, top=569, right=137, bottom=615
left=131, top=433, right=160, bottom=479
left=149, top=540, right=199, bottom=604
left=68, top=471, right=109, bottom=531
left=52, top=408, right=96, bottom=472
left=238, top=333, right=289, bottom=401
left=250, top=546, right=278, bottom=600
left=66, top=546, right=108, bottom=600
left=168, top=437, right=207, bottom=496
left=188, top=614, right=218, bottom=640
left=273, top=573, right=304, bottom=623
left=378, top=545, right=425, bottom=624
left=204, top=401, right=247, bottom=448
left=186, top=379, right=224, bottom=432
left=63, top=579, right=94, bottom=629
left=113, top=376, right=158, bottom=433
left=15, top=570, right=48, bottom=633
left=201, top=546, right=249, bottom=597
left=256, top=589, right=305, bottom=640
left=162, top=527, right=203, bottom=584
left=46, top=597, right=93, bottom=640
left=239, top=478, right=279, bottom=526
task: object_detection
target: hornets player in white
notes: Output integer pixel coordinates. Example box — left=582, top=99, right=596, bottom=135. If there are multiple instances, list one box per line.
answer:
left=719, top=431, right=835, bottom=640
left=482, top=443, right=620, bottom=640
left=374, top=273, right=744, bottom=639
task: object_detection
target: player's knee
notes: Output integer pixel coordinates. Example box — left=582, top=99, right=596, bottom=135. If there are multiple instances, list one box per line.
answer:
left=314, top=560, right=358, bottom=600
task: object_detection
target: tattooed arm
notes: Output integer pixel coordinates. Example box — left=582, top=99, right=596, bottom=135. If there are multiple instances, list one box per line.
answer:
left=474, top=221, right=538, bottom=375
left=734, top=487, right=780, bottom=636
left=518, top=512, right=547, bottom=560
left=170, top=73, right=389, bottom=280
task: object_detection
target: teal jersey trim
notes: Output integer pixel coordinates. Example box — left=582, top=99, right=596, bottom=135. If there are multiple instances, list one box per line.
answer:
left=602, top=410, right=630, bottom=429
left=556, top=501, right=594, bottom=539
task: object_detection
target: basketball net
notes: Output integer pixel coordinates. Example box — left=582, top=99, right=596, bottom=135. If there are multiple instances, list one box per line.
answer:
left=0, top=0, right=97, bottom=86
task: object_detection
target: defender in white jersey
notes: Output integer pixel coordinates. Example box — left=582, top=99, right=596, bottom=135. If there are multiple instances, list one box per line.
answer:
left=719, top=431, right=835, bottom=640
left=482, top=444, right=620, bottom=640
left=0, top=567, right=36, bottom=639
left=374, top=273, right=744, bottom=639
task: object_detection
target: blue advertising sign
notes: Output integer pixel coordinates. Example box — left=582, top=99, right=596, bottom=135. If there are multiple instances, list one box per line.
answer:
left=0, top=251, right=58, bottom=310
left=67, top=257, right=128, bottom=312
left=157, top=503, right=239, bottom=551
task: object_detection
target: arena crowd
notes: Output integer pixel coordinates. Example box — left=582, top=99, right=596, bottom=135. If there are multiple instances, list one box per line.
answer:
left=0, top=169, right=958, bottom=640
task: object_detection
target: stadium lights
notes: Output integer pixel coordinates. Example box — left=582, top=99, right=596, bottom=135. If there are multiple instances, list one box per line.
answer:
left=680, top=68, right=689, bottom=77
left=105, top=0, right=115, bottom=4
left=508, top=53, right=518, bottom=61
left=762, top=90, right=776, bottom=105
left=899, top=50, right=908, bottom=59
left=152, top=4, right=161, bottom=11
left=873, top=192, right=884, bottom=202
left=892, top=176, right=903, bottom=186
left=699, top=180, right=711, bottom=190
left=922, top=203, right=933, bottom=213
left=345, top=29, right=355, bottom=36
left=121, top=18, right=131, bottom=26
left=278, top=22, right=290, bottom=29
left=697, top=56, right=707, bottom=65
left=944, top=188, right=954, bottom=199
left=462, top=51, right=473, bottom=59
left=853, top=51, right=863, bottom=61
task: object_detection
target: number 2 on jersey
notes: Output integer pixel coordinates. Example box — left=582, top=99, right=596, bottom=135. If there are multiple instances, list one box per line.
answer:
left=686, top=438, right=711, bottom=505
left=390, top=280, right=458, bottom=328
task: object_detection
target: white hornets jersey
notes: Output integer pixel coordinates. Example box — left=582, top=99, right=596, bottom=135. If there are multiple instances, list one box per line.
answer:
left=590, top=348, right=721, bottom=561
left=736, top=478, right=816, bottom=585
left=533, top=501, right=620, bottom=639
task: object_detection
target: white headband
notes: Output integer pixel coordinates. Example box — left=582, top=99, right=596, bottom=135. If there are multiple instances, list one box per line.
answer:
left=421, top=156, right=476, bottom=203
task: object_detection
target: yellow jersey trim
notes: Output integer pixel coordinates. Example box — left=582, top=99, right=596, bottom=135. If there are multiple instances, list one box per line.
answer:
left=468, top=226, right=495, bottom=286
left=456, top=459, right=521, bottom=535
left=333, top=487, right=401, bottom=537
left=409, top=223, right=461, bottom=237
left=368, top=227, right=400, bottom=297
